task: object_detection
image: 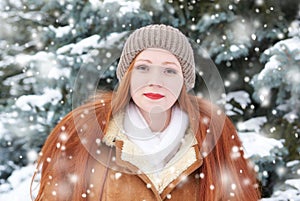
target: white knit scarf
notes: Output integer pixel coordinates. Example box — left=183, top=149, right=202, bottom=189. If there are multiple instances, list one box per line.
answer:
left=123, top=102, right=189, bottom=171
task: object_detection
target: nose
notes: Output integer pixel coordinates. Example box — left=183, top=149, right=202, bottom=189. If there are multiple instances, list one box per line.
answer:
left=147, top=68, right=164, bottom=87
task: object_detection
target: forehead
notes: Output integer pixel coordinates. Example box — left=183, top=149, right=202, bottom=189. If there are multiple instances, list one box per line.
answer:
left=135, top=48, right=181, bottom=65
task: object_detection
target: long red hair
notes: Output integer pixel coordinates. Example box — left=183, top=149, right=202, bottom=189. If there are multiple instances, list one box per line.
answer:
left=31, top=60, right=260, bottom=200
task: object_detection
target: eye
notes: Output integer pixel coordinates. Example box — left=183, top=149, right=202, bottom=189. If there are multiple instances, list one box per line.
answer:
left=135, top=65, right=149, bottom=72
left=164, top=68, right=178, bottom=75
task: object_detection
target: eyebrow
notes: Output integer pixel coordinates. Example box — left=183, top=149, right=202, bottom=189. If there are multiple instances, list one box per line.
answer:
left=135, top=59, right=180, bottom=68
left=135, top=59, right=152, bottom=63
left=163, top=61, right=180, bottom=68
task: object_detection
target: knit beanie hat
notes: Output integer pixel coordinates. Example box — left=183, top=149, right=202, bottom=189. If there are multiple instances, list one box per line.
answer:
left=117, top=24, right=195, bottom=91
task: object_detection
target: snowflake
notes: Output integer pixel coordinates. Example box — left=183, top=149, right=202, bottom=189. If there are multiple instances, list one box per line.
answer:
left=69, top=174, right=78, bottom=183
left=27, top=150, right=38, bottom=162
left=114, top=172, right=122, bottom=180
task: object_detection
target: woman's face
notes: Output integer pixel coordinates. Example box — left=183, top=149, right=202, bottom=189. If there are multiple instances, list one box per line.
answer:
left=130, top=48, right=184, bottom=113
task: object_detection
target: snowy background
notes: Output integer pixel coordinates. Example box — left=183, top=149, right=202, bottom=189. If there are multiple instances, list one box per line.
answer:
left=0, top=0, right=300, bottom=200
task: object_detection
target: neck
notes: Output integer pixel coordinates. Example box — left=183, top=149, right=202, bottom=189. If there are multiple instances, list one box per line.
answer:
left=138, top=107, right=172, bottom=132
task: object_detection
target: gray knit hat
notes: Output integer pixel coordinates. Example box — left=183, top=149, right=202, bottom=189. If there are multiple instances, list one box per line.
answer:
left=117, top=24, right=195, bottom=91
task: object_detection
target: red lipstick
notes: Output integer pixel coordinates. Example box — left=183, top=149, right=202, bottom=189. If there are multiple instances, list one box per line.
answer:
left=144, top=93, right=164, bottom=100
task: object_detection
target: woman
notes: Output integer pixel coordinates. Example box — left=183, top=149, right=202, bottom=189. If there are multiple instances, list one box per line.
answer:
left=31, top=24, right=261, bottom=200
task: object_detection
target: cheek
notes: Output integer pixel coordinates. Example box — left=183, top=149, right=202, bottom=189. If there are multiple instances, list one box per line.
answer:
left=130, top=71, right=147, bottom=95
left=130, top=84, right=140, bottom=102
left=130, top=72, right=146, bottom=106
left=164, top=77, right=184, bottom=99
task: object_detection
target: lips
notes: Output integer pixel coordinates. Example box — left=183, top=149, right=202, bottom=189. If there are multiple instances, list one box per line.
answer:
left=143, top=93, right=165, bottom=100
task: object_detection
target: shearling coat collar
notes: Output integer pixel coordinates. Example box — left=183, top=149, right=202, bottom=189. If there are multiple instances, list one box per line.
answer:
left=102, top=110, right=203, bottom=200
